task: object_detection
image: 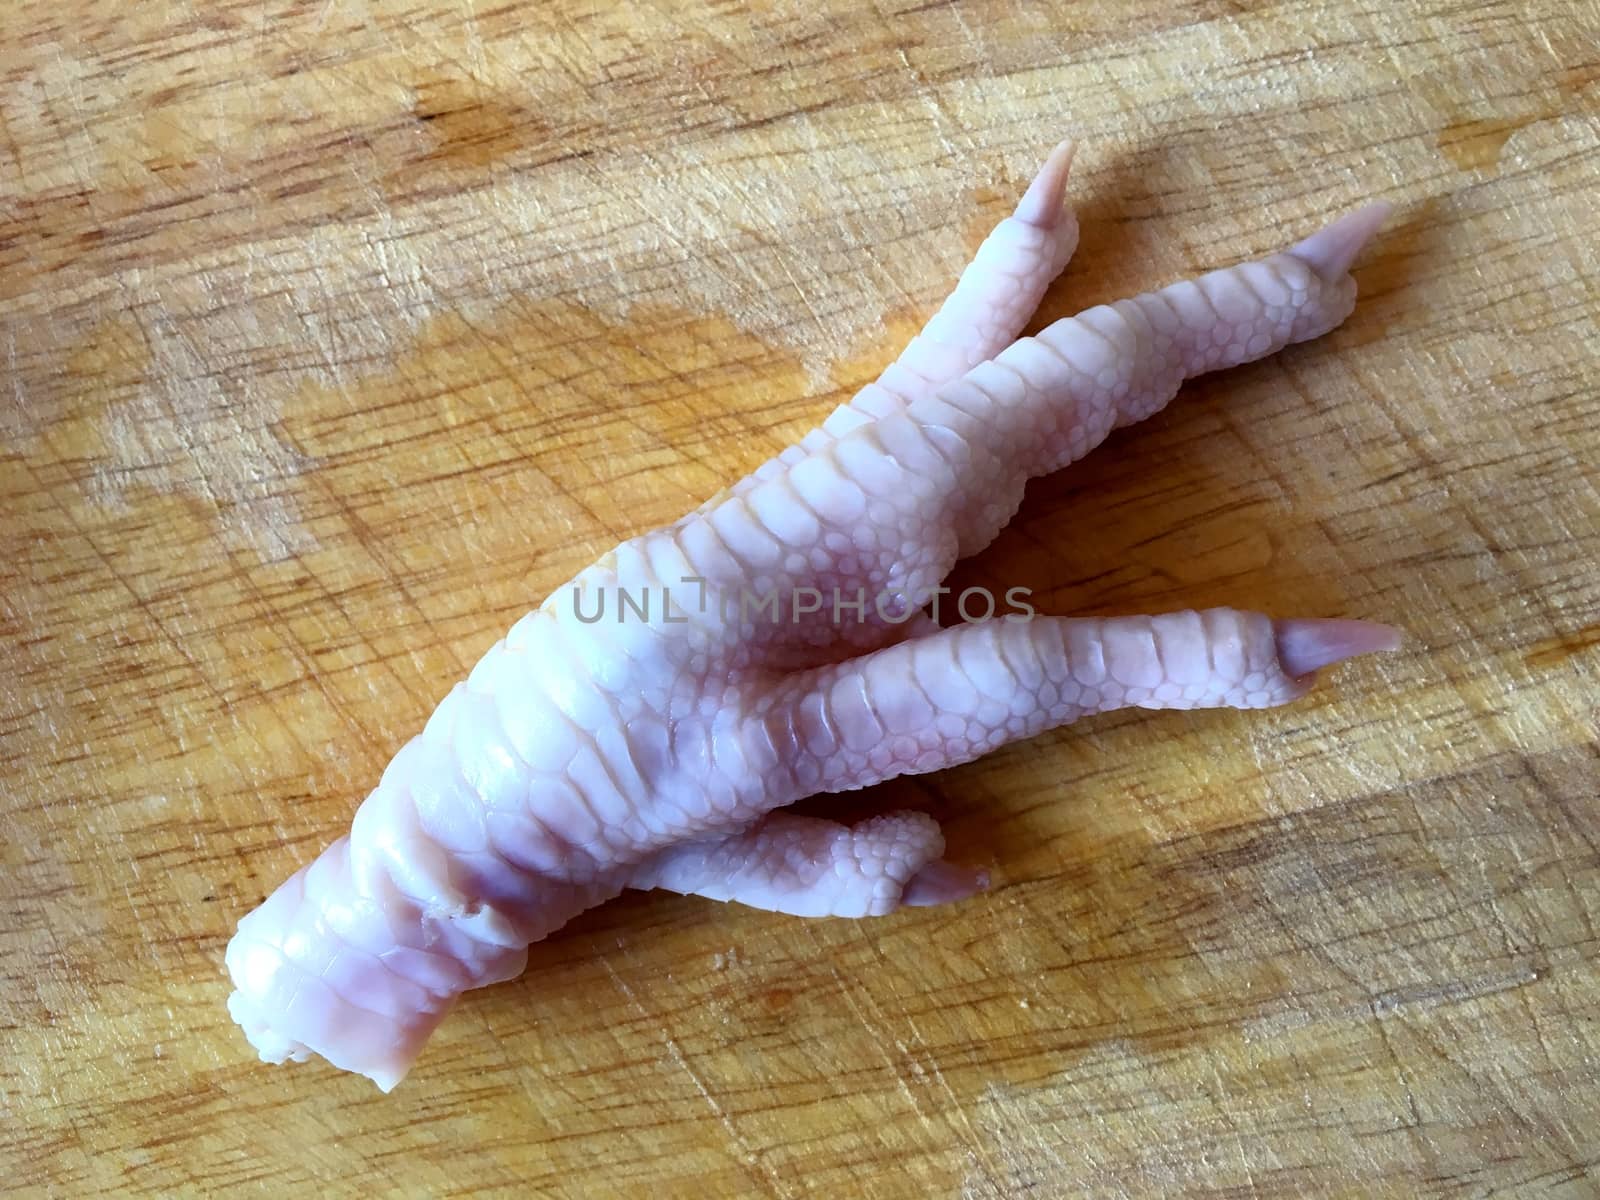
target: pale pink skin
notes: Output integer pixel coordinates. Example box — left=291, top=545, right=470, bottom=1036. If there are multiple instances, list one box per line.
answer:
left=225, top=142, right=1401, bottom=1091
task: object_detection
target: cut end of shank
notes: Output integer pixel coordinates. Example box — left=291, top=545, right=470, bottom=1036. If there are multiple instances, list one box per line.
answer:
left=225, top=929, right=434, bottom=1094
left=227, top=987, right=407, bottom=1093
left=222, top=835, right=526, bottom=1094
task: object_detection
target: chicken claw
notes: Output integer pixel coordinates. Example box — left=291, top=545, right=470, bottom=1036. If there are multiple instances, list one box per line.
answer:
left=226, top=142, right=1399, bottom=1090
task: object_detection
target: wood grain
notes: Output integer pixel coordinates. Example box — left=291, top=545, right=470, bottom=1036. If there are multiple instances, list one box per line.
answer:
left=3, top=0, right=1597, bottom=1195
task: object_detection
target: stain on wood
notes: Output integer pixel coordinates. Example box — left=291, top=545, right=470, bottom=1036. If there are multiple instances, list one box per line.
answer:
left=3, top=0, right=1598, bottom=1195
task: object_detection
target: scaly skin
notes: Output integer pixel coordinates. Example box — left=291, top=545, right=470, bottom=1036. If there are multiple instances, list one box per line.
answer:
left=225, top=141, right=1401, bottom=1090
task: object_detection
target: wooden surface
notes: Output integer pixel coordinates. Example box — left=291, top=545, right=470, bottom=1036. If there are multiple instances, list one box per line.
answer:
left=3, top=1, right=1598, bottom=1195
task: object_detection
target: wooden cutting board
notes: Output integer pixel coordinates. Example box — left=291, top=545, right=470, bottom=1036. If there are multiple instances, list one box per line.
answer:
left=3, top=1, right=1596, bottom=1195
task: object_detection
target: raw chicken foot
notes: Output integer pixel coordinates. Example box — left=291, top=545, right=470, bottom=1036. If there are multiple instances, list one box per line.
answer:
left=226, top=141, right=1400, bottom=1090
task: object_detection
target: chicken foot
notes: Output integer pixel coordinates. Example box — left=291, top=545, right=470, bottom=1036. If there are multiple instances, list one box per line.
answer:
left=226, top=141, right=1399, bottom=1090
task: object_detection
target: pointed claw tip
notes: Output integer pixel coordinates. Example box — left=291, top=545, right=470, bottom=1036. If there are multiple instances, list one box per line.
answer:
left=1275, top=617, right=1404, bottom=679
left=1288, top=200, right=1393, bottom=281
left=1013, top=138, right=1078, bottom=229
left=1045, top=136, right=1078, bottom=170
left=900, top=860, right=987, bottom=908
